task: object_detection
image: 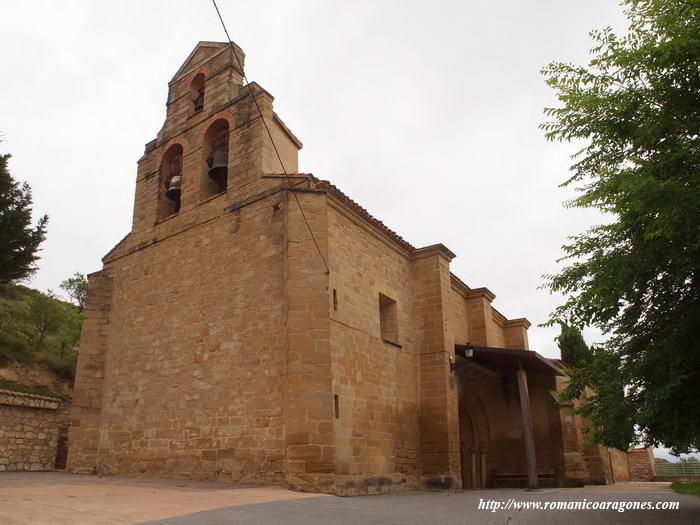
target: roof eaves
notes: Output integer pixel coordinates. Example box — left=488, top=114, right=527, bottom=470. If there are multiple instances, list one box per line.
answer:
left=102, top=232, right=132, bottom=263
left=310, top=176, right=415, bottom=252
left=264, top=172, right=415, bottom=251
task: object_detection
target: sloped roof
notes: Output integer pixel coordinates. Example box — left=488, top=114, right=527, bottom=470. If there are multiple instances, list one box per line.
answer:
left=267, top=172, right=531, bottom=328
left=312, top=175, right=415, bottom=252
left=265, top=173, right=414, bottom=251
left=455, top=345, right=564, bottom=376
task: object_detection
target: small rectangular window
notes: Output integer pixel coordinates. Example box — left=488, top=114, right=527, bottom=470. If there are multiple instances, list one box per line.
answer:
left=332, top=289, right=338, bottom=311
left=334, top=394, right=340, bottom=419
left=379, top=292, right=399, bottom=346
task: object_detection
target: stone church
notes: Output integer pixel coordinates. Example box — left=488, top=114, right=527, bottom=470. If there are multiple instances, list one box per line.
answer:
left=66, top=41, right=645, bottom=494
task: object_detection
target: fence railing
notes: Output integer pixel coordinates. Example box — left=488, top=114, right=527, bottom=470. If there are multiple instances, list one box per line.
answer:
left=655, top=463, right=700, bottom=477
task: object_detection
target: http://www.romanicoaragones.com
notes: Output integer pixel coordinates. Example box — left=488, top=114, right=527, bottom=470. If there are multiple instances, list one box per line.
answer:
left=478, top=498, right=680, bottom=513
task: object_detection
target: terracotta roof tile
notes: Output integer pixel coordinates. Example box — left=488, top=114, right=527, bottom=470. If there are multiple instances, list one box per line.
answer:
left=265, top=173, right=415, bottom=251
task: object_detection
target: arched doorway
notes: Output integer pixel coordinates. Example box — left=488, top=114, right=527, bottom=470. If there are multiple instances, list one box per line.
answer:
left=458, top=380, right=491, bottom=489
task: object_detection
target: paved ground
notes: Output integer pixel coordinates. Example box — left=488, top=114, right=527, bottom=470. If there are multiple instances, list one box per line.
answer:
left=0, top=473, right=322, bottom=525
left=1, top=472, right=698, bottom=525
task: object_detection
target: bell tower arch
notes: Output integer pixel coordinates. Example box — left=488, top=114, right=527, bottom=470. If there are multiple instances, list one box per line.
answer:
left=158, top=143, right=184, bottom=220
left=201, top=118, right=230, bottom=199
left=128, top=41, right=302, bottom=236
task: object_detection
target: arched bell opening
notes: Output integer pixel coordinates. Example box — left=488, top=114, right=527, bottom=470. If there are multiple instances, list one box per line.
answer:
left=201, top=119, right=229, bottom=199
left=457, top=375, right=492, bottom=489
left=190, top=73, right=205, bottom=113
left=158, top=144, right=184, bottom=220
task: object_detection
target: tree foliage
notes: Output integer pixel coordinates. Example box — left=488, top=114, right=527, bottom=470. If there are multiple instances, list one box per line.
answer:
left=556, top=324, right=593, bottom=368
left=60, top=272, right=88, bottom=312
left=541, top=0, right=700, bottom=454
left=24, top=291, right=65, bottom=349
left=0, top=153, right=48, bottom=283
left=560, top=347, right=636, bottom=451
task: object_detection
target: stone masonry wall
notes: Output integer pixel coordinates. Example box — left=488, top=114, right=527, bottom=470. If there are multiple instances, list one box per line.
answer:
left=0, top=389, right=62, bottom=471
left=448, top=284, right=530, bottom=351
left=449, top=285, right=471, bottom=345
left=627, top=447, right=655, bottom=481
left=284, top=190, right=334, bottom=492
left=327, top=200, right=420, bottom=495
left=67, top=270, right=111, bottom=473
left=413, top=247, right=461, bottom=489
left=83, top=192, right=287, bottom=482
left=609, top=448, right=630, bottom=482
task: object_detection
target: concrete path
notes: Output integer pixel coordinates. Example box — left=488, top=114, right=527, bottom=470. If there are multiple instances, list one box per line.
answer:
left=1, top=472, right=698, bottom=525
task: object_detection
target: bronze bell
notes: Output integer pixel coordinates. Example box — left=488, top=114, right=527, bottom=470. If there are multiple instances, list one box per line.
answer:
left=208, top=150, right=228, bottom=181
left=166, top=175, right=182, bottom=200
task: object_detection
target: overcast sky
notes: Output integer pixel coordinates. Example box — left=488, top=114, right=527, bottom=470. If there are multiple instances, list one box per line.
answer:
left=0, top=0, right=633, bottom=359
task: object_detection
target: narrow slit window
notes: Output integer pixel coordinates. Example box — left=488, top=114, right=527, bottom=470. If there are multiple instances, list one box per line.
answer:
left=332, top=289, right=338, bottom=311
left=190, top=73, right=205, bottom=112
left=379, top=292, right=399, bottom=346
left=334, top=395, right=339, bottom=419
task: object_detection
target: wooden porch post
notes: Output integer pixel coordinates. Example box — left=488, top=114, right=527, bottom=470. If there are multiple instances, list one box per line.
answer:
left=516, top=367, right=540, bottom=490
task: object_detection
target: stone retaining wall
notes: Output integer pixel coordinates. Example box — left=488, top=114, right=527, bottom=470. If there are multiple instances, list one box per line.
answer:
left=0, top=389, right=62, bottom=471
left=626, top=447, right=656, bottom=482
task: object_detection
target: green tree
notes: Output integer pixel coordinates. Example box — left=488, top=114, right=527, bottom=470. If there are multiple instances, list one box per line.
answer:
left=541, top=0, right=700, bottom=454
left=0, top=153, right=48, bottom=283
left=60, top=272, right=88, bottom=312
left=54, top=305, right=82, bottom=361
left=24, top=291, right=65, bottom=350
left=556, top=324, right=593, bottom=368
left=561, top=348, right=635, bottom=450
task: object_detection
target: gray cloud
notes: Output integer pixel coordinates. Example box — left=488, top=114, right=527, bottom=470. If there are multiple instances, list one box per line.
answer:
left=0, top=0, right=630, bottom=358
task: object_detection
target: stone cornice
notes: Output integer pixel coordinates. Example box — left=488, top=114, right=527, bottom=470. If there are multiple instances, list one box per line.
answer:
left=466, top=287, right=496, bottom=302
left=412, top=244, right=456, bottom=262
left=504, top=317, right=531, bottom=329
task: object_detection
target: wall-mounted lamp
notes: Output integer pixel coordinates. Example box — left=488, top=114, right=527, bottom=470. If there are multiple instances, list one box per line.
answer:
left=450, top=343, right=473, bottom=373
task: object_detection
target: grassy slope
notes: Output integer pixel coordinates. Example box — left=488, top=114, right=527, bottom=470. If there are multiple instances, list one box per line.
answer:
left=0, top=282, right=79, bottom=384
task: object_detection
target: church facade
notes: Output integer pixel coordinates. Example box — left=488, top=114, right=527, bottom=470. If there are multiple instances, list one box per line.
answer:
left=67, top=42, right=635, bottom=495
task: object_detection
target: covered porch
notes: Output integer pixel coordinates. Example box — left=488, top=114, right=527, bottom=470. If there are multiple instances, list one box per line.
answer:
left=452, top=344, right=565, bottom=490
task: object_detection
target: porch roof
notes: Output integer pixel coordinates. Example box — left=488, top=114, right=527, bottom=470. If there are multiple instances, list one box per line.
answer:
left=454, top=344, right=564, bottom=377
